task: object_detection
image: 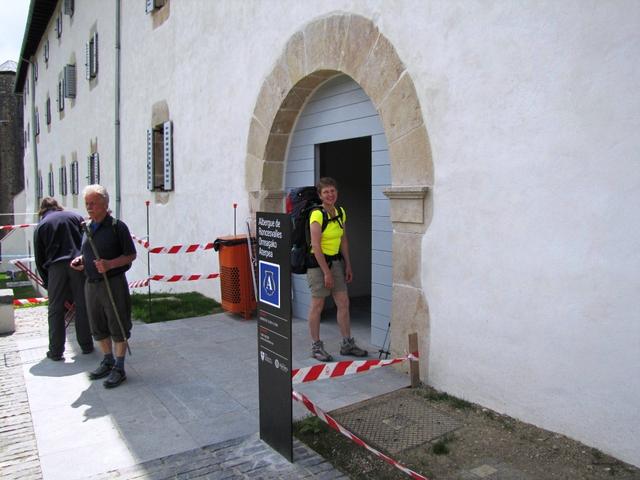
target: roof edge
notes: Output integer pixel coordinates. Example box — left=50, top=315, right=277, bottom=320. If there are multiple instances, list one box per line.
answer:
left=14, top=0, right=58, bottom=94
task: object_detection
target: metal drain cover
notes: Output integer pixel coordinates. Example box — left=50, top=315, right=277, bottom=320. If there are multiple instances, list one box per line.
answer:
left=331, top=388, right=461, bottom=454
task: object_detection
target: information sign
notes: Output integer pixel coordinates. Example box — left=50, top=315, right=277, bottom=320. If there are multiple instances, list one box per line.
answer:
left=256, top=212, right=292, bottom=461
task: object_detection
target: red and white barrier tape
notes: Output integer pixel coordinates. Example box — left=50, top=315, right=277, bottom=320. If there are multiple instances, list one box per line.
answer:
left=128, top=273, right=220, bottom=289
left=13, top=297, right=48, bottom=306
left=129, top=278, right=150, bottom=289
left=131, top=234, right=215, bottom=254
left=0, top=223, right=36, bottom=231
left=292, top=389, right=428, bottom=479
left=151, top=273, right=219, bottom=282
left=292, top=353, right=418, bottom=385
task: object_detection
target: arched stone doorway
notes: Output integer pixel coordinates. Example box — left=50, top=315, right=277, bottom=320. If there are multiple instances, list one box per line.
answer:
left=245, top=12, right=433, bottom=371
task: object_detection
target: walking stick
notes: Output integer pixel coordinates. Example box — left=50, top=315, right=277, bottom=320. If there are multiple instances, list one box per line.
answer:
left=81, top=222, right=132, bottom=355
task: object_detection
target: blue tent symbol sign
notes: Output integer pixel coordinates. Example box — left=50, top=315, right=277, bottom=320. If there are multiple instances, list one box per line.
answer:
left=259, top=260, right=280, bottom=308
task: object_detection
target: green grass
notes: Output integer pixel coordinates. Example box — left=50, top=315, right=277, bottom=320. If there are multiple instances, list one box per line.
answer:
left=431, top=434, right=455, bottom=455
left=131, top=292, right=222, bottom=323
left=1, top=271, right=44, bottom=308
left=416, top=389, right=474, bottom=410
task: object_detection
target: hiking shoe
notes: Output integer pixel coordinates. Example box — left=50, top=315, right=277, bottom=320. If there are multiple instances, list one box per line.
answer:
left=340, top=337, right=368, bottom=357
left=103, top=367, right=126, bottom=389
left=46, top=351, right=64, bottom=361
left=311, top=340, right=333, bottom=362
left=89, top=359, right=114, bottom=380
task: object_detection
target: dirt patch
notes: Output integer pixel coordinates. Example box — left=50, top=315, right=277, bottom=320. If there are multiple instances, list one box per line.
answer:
left=294, top=386, right=640, bottom=480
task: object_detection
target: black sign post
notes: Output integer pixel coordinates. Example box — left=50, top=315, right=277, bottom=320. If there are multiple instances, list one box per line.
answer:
left=256, top=212, right=292, bottom=461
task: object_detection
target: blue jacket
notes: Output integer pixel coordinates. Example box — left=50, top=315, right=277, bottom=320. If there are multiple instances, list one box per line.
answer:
left=34, top=210, right=84, bottom=288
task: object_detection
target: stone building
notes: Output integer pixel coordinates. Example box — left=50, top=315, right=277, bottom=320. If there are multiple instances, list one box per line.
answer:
left=0, top=60, right=25, bottom=256
left=14, top=0, right=640, bottom=466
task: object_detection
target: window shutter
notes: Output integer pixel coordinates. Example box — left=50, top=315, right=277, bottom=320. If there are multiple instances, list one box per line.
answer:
left=93, top=153, right=100, bottom=184
left=38, top=173, right=43, bottom=199
left=57, top=79, right=64, bottom=111
left=85, top=41, right=90, bottom=80
left=59, top=167, right=64, bottom=195
left=63, top=0, right=74, bottom=16
left=48, top=171, right=54, bottom=197
left=71, top=161, right=79, bottom=194
left=63, top=65, right=76, bottom=98
left=163, top=121, right=173, bottom=191
left=35, top=108, right=40, bottom=135
left=146, top=129, right=153, bottom=190
left=91, top=33, right=98, bottom=77
left=46, top=97, right=51, bottom=124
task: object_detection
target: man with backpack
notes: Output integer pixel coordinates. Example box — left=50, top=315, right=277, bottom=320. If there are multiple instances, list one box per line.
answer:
left=294, top=177, right=368, bottom=362
left=71, top=185, right=136, bottom=388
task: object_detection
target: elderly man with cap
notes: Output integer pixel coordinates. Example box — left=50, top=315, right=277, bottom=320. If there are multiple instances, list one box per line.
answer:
left=71, top=184, right=136, bottom=388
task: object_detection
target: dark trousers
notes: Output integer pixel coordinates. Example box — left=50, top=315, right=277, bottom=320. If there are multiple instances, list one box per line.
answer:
left=47, top=261, right=92, bottom=355
left=84, top=273, right=132, bottom=342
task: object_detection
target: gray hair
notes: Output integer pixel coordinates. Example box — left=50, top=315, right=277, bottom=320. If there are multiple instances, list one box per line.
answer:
left=83, top=184, right=109, bottom=205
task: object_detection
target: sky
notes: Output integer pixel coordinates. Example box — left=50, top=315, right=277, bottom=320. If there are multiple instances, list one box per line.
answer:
left=0, top=0, right=30, bottom=64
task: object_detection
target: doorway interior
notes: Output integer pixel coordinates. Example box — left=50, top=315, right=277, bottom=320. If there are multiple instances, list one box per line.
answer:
left=316, top=136, right=372, bottom=326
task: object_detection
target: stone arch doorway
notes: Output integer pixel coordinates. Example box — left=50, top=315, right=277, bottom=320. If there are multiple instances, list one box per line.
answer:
left=245, top=12, right=433, bottom=368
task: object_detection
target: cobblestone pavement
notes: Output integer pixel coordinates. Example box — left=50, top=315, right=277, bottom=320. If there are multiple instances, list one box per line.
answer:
left=0, top=307, right=348, bottom=480
left=89, top=435, right=349, bottom=480
left=0, top=306, right=47, bottom=480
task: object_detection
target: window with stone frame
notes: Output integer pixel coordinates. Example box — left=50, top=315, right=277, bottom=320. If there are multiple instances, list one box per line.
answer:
left=146, top=121, right=174, bottom=191
left=55, top=13, right=62, bottom=38
left=70, top=160, right=79, bottom=195
left=85, top=32, right=98, bottom=80
left=145, top=0, right=167, bottom=14
left=57, top=78, right=64, bottom=111
left=37, top=172, right=43, bottom=200
left=46, top=97, right=51, bottom=125
left=63, top=65, right=76, bottom=98
left=63, top=0, right=74, bottom=16
left=48, top=171, right=54, bottom=197
left=59, top=166, right=68, bottom=196
left=88, top=153, right=100, bottom=184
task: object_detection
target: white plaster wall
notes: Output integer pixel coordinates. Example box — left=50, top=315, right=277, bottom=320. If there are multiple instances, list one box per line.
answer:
left=0, top=191, right=29, bottom=273
left=21, top=0, right=637, bottom=466
left=118, top=0, right=387, bottom=296
left=23, top=1, right=117, bottom=221
left=408, top=1, right=640, bottom=467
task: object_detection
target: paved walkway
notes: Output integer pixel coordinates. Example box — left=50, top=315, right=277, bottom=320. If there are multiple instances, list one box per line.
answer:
left=1, top=306, right=409, bottom=479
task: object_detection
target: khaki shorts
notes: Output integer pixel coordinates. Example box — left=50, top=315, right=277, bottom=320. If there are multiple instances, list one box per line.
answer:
left=306, top=259, right=348, bottom=298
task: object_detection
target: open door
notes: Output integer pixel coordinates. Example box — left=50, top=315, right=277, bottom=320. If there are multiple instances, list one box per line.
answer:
left=316, top=136, right=372, bottom=326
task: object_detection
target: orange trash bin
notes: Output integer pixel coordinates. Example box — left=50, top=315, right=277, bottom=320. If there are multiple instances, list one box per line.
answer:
left=213, top=235, right=256, bottom=319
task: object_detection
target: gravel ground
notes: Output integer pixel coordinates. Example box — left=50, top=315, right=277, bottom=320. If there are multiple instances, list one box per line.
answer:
left=296, top=386, right=640, bottom=480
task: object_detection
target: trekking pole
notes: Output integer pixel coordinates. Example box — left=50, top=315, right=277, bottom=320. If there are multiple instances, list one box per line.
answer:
left=81, top=222, right=132, bottom=355
left=378, top=321, right=391, bottom=359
